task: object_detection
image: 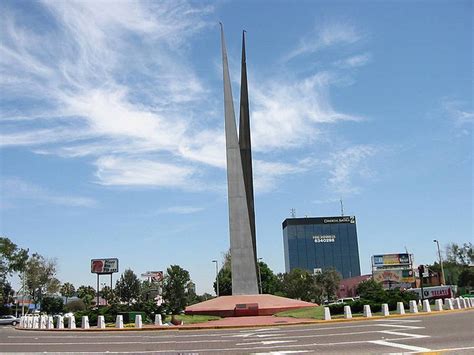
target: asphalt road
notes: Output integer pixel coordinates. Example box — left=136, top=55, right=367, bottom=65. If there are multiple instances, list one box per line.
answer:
left=1, top=310, right=473, bottom=354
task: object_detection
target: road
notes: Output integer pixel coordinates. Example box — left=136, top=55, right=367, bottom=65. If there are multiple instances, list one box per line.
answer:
left=1, top=310, right=473, bottom=354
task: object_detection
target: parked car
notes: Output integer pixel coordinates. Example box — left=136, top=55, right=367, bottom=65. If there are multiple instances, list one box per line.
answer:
left=0, top=315, right=20, bottom=326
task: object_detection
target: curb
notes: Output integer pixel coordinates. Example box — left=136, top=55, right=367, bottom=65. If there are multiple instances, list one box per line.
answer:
left=15, top=307, right=474, bottom=332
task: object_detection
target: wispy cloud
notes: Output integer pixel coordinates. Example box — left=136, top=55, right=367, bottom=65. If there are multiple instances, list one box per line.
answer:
left=253, top=160, right=307, bottom=193
left=323, top=145, right=378, bottom=194
left=1, top=178, right=97, bottom=208
left=334, top=53, right=372, bottom=68
left=157, top=206, right=204, bottom=214
left=442, top=98, right=474, bottom=127
left=284, top=22, right=362, bottom=62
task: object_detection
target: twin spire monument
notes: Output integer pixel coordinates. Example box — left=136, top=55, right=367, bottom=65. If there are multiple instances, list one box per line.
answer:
left=220, top=24, right=259, bottom=296
left=185, top=25, right=314, bottom=316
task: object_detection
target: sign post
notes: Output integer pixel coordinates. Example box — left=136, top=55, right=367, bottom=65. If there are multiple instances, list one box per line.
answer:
left=91, top=258, right=119, bottom=309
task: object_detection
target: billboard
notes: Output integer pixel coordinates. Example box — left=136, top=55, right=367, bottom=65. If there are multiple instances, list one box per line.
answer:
left=141, top=271, right=164, bottom=282
left=91, top=258, right=119, bottom=274
left=373, top=269, right=415, bottom=283
left=372, top=253, right=411, bottom=267
left=408, top=286, right=453, bottom=299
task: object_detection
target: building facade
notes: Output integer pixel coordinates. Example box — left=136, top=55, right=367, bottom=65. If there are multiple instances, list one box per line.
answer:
left=282, top=216, right=361, bottom=279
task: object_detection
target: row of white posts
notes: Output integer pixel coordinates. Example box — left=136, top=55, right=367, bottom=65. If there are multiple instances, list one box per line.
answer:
left=19, top=313, right=165, bottom=329
left=323, top=297, right=474, bottom=321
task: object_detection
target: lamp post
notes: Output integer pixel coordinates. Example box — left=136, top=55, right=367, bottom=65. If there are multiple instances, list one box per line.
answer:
left=433, top=239, right=445, bottom=285
left=212, top=260, right=219, bottom=297
left=257, top=257, right=263, bottom=294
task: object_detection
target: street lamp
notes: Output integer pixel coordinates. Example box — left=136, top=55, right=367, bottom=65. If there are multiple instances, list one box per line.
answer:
left=212, top=260, right=219, bottom=297
left=433, top=239, right=445, bottom=285
left=257, top=257, right=263, bottom=294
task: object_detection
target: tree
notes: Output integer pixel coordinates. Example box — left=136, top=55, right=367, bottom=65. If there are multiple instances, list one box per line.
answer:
left=162, top=265, right=191, bottom=314
left=356, top=279, right=385, bottom=302
left=77, top=285, right=96, bottom=307
left=280, top=268, right=317, bottom=301
left=258, top=261, right=280, bottom=294
left=0, top=237, right=28, bottom=307
left=41, top=296, right=64, bottom=314
left=316, top=268, right=342, bottom=301
left=214, top=266, right=232, bottom=296
left=458, top=268, right=474, bottom=288
left=115, top=269, right=141, bottom=306
left=100, top=286, right=119, bottom=305
left=65, top=299, right=86, bottom=312
left=60, top=282, right=76, bottom=305
left=446, top=242, right=473, bottom=265
left=24, top=253, right=60, bottom=308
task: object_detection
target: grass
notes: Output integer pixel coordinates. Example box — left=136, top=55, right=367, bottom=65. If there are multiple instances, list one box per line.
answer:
left=163, top=314, right=221, bottom=324
left=275, top=306, right=384, bottom=320
left=276, top=306, right=325, bottom=319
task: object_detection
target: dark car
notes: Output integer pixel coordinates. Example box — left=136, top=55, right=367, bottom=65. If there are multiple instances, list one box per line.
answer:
left=0, top=315, right=20, bottom=326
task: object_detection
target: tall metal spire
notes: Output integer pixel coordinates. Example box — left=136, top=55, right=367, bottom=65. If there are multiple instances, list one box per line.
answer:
left=220, top=23, right=259, bottom=295
left=239, top=30, right=258, bottom=279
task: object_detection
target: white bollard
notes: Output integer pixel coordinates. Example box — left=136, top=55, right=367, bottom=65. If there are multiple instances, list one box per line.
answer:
left=344, top=305, right=352, bottom=319
left=469, top=299, right=473, bottom=308
left=434, top=299, right=443, bottom=311
left=444, top=298, right=453, bottom=310
left=422, top=299, right=431, bottom=312
left=454, top=298, right=461, bottom=309
left=115, top=315, right=124, bottom=329
left=97, top=315, right=106, bottom=329
left=19, top=316, right=25, bottom=328
left=32, top=316, right=39, bottom=329
left=363, top=305, right=372, bottom=318
left=57, top=315, right=64, bottom=329
left=47, top=316, right=54, bottom=329
left=409, top=300, right=418, bottom=313
left=324, top=307, right=331, bottom=320
left=40, top=315, right=47, bottom=329
left=397, top=302, right=405, bottom=315
left=68, top=315, right=76, bottom=329
left=135, top=315, right=142, bottom=328
left=154, top=314, right=162, bottom=326
left=382, top=303, right=390, bottom=316
left=461, top=298, right=467, bottom=309
left=82, top=316, right=90, bottom=329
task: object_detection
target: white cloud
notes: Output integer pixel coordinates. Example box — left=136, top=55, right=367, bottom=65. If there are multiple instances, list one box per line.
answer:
left=323, top=145, right=377, bottom=194
left=334, top=53, right=372, bottom=68
left=442, top=99, right=474, bottom=127
left=253, top=160, right=306, bottom=193
left=251, top=72, right=361, bottom=152
left=158, top=206, right=204, bottom=214
left=1, top=178, right=97, bottom=208
left=94, top=156, right=197, bottom=188
left=285, top=22, right=362, bottom=61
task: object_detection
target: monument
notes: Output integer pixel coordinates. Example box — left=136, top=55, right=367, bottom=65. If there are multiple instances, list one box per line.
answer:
left=221, top=24, right=259, bottom=295
left=185, top=25, right=314, bottom=316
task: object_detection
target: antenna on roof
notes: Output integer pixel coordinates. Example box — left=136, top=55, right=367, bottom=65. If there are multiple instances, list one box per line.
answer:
left=340, top=198, right=344, bottom=216
left=290, top=208, right=296, bottom=218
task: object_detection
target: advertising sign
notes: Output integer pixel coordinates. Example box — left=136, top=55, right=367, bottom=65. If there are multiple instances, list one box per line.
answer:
left=373, top=253, right=411, bottom=267
left=408, top=286, right=453, bottom=299
left=313, top=235, right=336, bottom=243
left=141, top=271, right=164, bottom=282
left=322, top=216, right=356, bottom=224
left=373, top=269, right=415, bottom=283
left=91, top=258, right=119, bottom=274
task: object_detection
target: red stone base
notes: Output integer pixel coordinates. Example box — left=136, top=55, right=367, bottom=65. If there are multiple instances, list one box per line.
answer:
left=185, top=294, right=316, bottom=317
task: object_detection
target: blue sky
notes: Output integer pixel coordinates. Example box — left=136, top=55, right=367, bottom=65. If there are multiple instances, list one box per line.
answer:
left=1, top=0, right=472, bottom=294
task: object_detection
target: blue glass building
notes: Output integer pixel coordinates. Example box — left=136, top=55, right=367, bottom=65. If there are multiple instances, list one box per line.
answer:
left=282, top=216, right=361, bottom=279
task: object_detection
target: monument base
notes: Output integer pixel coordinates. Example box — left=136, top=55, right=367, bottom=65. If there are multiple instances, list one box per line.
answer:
left=185, top=294, right=316, bottom=317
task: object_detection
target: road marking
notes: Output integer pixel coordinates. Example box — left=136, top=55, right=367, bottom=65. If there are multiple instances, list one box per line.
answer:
left=370, top=340, right=431, bottom=352
left=237, top=340, right=298, bottom=346
left=379, top=330, right=429, bottom=339
left=252, top=351, right=310, bottom=354
left=376, top=324, right=424, bottom=329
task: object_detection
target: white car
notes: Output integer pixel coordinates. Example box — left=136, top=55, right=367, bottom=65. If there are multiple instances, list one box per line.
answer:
left=0, top=315, right=20, bottom=326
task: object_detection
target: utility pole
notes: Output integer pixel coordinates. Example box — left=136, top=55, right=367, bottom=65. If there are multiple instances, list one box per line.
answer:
left=340, top=198, right=344, bottom=216
left=212, top=260, right=219, bottom=297
left=257, top=257, right=263, bottom=294
left=433, top=239, right=446, bottom=285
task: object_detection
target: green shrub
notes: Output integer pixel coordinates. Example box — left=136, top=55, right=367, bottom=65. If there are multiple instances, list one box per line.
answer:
left=65, top=299, right=86, bottom=312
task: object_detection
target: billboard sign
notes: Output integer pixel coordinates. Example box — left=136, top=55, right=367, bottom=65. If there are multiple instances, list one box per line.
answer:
left=373, top=269, right=415, bottom=283
left=91, top=258, right=119, bottom=274
left=373, top=253, right=411, bottom=267
left=408, top=286, right=453, bottom=299
left=141, top=271, right=164, bottom=282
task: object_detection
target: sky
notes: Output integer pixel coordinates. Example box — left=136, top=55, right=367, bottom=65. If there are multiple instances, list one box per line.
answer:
left=0, top=0, right=472, bottom=294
